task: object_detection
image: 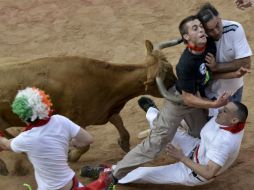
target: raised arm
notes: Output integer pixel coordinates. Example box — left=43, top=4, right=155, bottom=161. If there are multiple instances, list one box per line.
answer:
left=235, top=0, right=254, bottom=10
left=182, top=90, right=229, bottom=109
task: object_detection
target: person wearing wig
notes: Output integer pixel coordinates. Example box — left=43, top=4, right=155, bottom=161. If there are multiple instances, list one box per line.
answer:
left=0, top=87, right=96, bottom=190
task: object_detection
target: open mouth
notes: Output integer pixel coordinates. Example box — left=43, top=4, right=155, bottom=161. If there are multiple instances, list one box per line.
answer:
left=200, top=34, right=206, bottom=39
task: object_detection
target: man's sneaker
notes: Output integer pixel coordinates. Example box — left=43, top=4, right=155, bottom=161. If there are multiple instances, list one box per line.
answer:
left=138, top=97, right=158, bottom=112
left=79, top=166, right=105, bottom=179
left=81, top=171, right=115, bottom=190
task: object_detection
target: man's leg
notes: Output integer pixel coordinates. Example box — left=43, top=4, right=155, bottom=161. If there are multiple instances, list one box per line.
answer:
left=229, top=86, right=243, bottom=102
left=113, top=100, right=193, bottom=179
left=183, top=108, right=208, bottom=138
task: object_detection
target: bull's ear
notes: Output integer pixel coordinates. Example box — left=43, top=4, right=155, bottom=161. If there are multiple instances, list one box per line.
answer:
left=145, top=40, right=153, bottom=54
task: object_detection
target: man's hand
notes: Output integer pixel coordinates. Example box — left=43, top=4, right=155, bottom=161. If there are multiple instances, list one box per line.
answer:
left=235, top=0, right=253, bottom=10
left=214, top=92, right=230, bottom=108
left=234, top=66, right=251, bottom=78
left=165, top=143, right=185, bottom=161
left=205, top=53, right=217, bottom=72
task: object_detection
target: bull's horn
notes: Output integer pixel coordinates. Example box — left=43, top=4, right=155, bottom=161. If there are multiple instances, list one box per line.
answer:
left=156, top=77, right=182, bottom=103
left=154, top=38, right=183, bottom=50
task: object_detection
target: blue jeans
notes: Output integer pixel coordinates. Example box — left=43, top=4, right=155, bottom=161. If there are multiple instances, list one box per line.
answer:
left=229, top=86, right=243, bottom=102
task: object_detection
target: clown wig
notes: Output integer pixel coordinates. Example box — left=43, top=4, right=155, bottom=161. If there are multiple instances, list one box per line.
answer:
left=12, top=87, right=53, bottom=122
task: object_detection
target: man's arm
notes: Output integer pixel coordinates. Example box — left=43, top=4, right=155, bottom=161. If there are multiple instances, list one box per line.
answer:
left=205, top=53, right=251, bottom=73
left=213, top=57, right=251, bottom=73
left=182, top=90, right=229, bottom=109
left=235, top=0, right=254, bottom=9
left=0, top=137, right=12, bottom=151
left=70, top=128, right=93, bottom=148
left=212, top=66, right=250, bottom=79
left=166, top=143, right=221, bottom=180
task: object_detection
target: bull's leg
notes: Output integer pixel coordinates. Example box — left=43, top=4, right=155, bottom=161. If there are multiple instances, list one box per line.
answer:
left=0, top=158, right=9, bottom=176
left=109, top=114, right=130, bottom=152
left=0, top=117, right=11, bottom=175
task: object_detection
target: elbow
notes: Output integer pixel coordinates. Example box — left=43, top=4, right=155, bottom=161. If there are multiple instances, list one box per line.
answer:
left=202, top=169, right=217, bottom=180
left=182, top=97, right=192, bottom=106
left=243, top=57, right=251, bottom=69
left=83, top=135, right=94, bottom=146
left=245, top=62, right=251, bottom=69
left=203, top=173, right=215, bottom=180
left=87, top=136, right=94, bottom=145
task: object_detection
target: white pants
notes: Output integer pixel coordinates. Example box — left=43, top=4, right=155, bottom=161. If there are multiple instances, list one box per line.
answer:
left=117, top=108, right=209, bottom=186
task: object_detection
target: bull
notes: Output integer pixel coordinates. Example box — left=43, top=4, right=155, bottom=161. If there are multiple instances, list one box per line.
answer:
left=0, top=39, right=182, bottom=175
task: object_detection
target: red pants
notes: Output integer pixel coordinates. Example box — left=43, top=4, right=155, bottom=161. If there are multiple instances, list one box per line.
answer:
left=73, top=171, right=111, bottom=190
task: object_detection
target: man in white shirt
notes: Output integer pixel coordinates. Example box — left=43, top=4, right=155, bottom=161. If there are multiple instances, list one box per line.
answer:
left=0, top=87, right=94, bottom=190
left=197, top=2, right=252, bottom=102
left=94, top=101, right=248, bottom=186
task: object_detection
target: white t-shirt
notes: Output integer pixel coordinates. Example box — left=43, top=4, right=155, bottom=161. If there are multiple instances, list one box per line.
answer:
left=205, top=20, right=252, bottom=99
left=10, top=114, right=80, bottom=190
left=197, top=117, right=244, bottom=175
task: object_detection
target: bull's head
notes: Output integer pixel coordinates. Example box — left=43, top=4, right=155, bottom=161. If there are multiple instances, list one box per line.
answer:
left=144, top=39, right=183, bottom=103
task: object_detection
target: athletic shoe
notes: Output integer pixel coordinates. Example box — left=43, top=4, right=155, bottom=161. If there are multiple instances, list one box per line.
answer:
left=79, top=166, right=105, bottom=179
left=138, top=97, right=158, bottom=112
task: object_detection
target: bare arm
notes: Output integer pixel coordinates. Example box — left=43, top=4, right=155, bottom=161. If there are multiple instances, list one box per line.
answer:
left=166, top=143, right=221, bottom=180
left=212, top=67, right=250, bottom=79
left=214, top=57, right=251, bottom=72
left=0, top=137, right=12, bottom=151
left=235, top=0, right=254, bottom=9
left=205, top=53, right=251, bottom=73
left=182, top=90, right=229, bottom=109
left=70, top=128, right=94, bottom=148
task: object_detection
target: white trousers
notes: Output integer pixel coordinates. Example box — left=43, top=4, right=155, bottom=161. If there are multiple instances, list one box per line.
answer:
left=117, top=108, right=209, bottom=186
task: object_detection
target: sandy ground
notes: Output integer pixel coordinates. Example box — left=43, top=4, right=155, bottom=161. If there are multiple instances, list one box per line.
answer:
left=0, top=0, right=253, bottom=189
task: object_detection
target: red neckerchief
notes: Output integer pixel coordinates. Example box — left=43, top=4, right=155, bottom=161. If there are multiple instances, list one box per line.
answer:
left=24, top=110, right=53, bottom=131
left=24, top=117, right=51, bottom=131
left=220, top=122, right=245, bottom=134
left=187, top=44, right=206, bottom=53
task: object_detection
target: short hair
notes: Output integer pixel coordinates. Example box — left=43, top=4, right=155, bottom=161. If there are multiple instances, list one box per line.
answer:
left=179, top=15, right=198, bottom=44
left=232, top=101, right=248, bottom=122
left=197, top=2, right=219, bottom=24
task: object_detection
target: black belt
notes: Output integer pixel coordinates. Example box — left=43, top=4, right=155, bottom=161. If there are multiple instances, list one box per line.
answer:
left=191, top=171, right=204, bottom=182
left=189, top=146, right=204, bottom=182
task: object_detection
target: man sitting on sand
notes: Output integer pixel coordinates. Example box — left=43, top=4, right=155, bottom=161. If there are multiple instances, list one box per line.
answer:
left=80, top=100, right=248, bottom=186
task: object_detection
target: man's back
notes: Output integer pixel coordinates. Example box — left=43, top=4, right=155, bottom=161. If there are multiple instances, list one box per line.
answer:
left=11, top=115, right=80, bottom=190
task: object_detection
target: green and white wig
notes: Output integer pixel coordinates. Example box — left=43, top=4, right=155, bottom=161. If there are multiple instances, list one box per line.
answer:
left=12, top=87, right=53, bottom=122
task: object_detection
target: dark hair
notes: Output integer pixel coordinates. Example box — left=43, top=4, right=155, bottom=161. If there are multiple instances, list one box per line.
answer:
left=232, top=101, right=248, bottom=122
left=197, top=2, right=219, bottom=24
left=179, top=15, right=198, bottom=44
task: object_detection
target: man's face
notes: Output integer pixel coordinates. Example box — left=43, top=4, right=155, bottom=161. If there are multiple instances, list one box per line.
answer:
left=184, top=19, right=207, bottom=46
left=216, top=102, right=239, bottom=126
left=203, top=16, right=223, bottom=41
